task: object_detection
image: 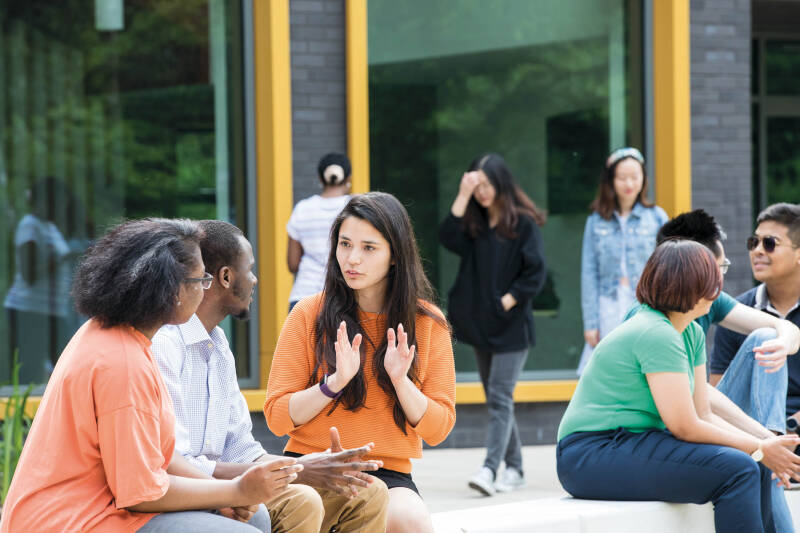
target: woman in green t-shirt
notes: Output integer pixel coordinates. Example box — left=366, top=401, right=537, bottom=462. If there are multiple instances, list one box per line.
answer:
left=557, top=240, right=800, bottom=533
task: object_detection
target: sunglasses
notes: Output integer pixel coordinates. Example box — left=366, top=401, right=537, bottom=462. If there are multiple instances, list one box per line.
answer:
left=746, top=235, right=783, bottom=253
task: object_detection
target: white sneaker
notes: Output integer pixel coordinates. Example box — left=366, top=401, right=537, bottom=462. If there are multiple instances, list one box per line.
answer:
left=495, top=467, right=525, bottom=492
left=468, top=466, right=496, bottom=496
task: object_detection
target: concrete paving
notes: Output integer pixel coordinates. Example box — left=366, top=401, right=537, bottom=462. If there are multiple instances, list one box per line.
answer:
left=413, top=445, right=567, bottom=513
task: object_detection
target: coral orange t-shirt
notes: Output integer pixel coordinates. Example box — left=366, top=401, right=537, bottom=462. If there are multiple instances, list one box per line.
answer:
left=0, top=320, right=175, bottom=532
left=265, top=294, right=456, bottom=474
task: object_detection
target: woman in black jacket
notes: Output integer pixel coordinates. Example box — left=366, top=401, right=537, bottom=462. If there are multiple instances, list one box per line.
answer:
left=439, top=153, right=546, bottom=497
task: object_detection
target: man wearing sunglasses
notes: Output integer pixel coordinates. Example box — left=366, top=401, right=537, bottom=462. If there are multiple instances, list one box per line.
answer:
left=712, top=203, right=800, bottom=424
left=150, top=220, right=389, bottom=532
left=708, top=203, right=800, bottom=531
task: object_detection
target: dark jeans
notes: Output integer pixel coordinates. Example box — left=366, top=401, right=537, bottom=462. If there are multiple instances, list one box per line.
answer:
left=475, top=347, right=528, bottom=475
left=557, top=428, right=776, bottom=533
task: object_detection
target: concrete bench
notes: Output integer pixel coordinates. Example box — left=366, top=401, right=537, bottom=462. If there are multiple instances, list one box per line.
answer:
left=432, top=492, right=800, bottom=533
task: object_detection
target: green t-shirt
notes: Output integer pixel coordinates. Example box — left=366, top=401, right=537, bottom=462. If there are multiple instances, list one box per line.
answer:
left=558, top=305, right=707, bottom=440
left=694, top=291, right=737, bottom=333
left=623, top=290, right=737, bottom=334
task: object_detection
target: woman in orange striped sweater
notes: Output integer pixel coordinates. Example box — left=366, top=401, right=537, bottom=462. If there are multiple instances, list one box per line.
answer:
left=266, top=192, right=456, bottom=533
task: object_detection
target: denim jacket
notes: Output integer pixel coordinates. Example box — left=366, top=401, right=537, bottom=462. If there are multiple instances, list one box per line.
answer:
left=580, top=202, right=668, bottom=331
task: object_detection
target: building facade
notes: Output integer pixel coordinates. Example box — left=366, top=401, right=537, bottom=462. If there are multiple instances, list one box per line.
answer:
left=1, top=0, right=799, bottom=444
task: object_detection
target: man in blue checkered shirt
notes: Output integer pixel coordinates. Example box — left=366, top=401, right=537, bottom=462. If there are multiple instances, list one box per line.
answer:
left=152, top=220, right=389, bottom=532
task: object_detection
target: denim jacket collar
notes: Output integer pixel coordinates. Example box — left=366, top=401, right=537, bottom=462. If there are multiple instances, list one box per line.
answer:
left=614, top=201, right=647, bottom=222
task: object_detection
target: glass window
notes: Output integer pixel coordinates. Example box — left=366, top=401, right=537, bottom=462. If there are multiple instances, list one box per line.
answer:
left=0, top=0, right=255, bottom=389
left=765, top=40, right=800, bottom=96
left=368, top=0, right=644, bottom=377
left=766, top=117, right=800, bottom=205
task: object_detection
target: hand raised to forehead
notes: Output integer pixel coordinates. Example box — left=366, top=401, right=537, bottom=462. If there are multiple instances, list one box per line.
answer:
left=459, top=171, right=481, bottom=197
left=384, top=323, right=416, bottom=383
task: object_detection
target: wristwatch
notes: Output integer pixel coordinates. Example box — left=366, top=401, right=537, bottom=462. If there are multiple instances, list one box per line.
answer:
left=319, top=374, right=343, bottom=400
left=750, top=443, right=764, bottom=462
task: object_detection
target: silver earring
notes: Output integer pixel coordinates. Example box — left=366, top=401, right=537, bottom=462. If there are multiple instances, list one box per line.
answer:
left=177, top=300, right=182, bottom=306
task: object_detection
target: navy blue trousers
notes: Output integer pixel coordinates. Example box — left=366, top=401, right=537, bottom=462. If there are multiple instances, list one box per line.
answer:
left=557, top=428, right=775, bottom=533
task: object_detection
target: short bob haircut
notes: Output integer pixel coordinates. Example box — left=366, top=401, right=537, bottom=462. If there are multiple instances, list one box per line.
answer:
left=72, top=218, right=202, bottom=330
left=636, top=240, right=722, bottom=314
left=589, top=150, right=653, bottom=220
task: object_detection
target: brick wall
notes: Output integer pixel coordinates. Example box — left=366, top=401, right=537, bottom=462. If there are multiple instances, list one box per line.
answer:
left=690, top=0, right=753, bottom=297
left=289, top=0, right=348, bottom=205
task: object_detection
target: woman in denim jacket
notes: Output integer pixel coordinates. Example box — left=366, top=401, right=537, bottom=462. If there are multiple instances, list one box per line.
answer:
left=578, top=148, right=667, bottom=374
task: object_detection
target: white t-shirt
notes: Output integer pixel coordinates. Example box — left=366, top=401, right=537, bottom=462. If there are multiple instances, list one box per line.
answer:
left=4, top=214, right=72, bottom=316
left=286, top=194, right=350, bottom=303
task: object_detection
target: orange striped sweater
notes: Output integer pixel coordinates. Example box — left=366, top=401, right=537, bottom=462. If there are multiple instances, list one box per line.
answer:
left=264, top=293, right=456, bottom=474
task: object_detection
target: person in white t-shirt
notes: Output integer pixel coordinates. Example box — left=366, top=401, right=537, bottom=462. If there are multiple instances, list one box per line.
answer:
left=4, top=177, right=80, bottom=383
left=287, top=153, right=352, bottom=310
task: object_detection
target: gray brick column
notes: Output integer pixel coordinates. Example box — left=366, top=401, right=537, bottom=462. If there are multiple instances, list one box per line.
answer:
left=690, top=0, right=753, bottom=296
left=289, top=0, right=348, bottom=204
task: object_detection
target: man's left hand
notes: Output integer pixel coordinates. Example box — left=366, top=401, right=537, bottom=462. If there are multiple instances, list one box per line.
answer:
left=296, top=427, right=382, bottom=498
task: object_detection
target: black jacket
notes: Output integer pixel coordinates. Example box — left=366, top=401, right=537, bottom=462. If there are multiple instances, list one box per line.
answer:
left=439, top=213, right=546, bottom=352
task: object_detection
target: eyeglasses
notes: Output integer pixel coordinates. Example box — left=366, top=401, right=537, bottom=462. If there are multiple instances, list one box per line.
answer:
left=719, top=258, right=731, bottom=275
left=186, top=272, right=214, bottom=290
left=747, top=235, right=783, bottom=253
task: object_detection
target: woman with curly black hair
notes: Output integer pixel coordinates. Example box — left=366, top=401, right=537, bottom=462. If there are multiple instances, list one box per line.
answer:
left=1, top=218, right=299, bottom=533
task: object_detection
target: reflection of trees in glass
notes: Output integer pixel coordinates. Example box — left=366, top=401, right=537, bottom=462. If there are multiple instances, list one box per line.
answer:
left=0, top=0, right=247, bottom=383
left=765, top=41, right=800, bottom=96
left=766, top=117, right=800, bottom=205
left=546, top=109, right=607, bottom=215
left=0, top=0, right=231, bottom=226
left=369, top=84, right=440, bottom=296
left=370, top=38, right=613, bottom=370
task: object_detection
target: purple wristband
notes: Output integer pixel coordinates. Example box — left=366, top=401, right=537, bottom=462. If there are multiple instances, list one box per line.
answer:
left=319, top=374, right=343, bottom=400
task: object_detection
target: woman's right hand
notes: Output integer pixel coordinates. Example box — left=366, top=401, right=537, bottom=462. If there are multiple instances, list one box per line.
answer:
left=328, top=322, right=362, bottom=392
left=584, top=329, right=600, bottom=348
left=236, top=457, right=303, bottom=504
left=458, top=171, right=481, bottom=199
left=759, top=434, right=800, bottom=487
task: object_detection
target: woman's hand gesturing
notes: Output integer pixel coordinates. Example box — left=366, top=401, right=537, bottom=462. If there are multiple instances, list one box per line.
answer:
left=327, top=321, right=362, bottom=393
left=384, top=323, right=416, bottom=384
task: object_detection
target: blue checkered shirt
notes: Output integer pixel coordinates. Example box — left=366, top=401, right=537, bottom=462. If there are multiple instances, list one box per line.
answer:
left=152, top=314, right=266, bottom=475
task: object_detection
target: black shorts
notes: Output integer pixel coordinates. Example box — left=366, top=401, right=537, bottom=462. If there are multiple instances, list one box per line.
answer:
left=370, top=467, right=419, bottom=495
left=284, top=452, right=420, bottom=495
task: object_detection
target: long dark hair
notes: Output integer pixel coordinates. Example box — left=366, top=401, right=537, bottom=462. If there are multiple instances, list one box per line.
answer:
left=310, top=192, right=448, bottom=433
left=461, top=153, right=546, bottom=239
left=590, top=151, right=653, bottom=220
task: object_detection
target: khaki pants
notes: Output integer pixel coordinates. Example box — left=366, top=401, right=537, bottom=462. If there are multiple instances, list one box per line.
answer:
left=266, top=480, right=389, bottom=533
